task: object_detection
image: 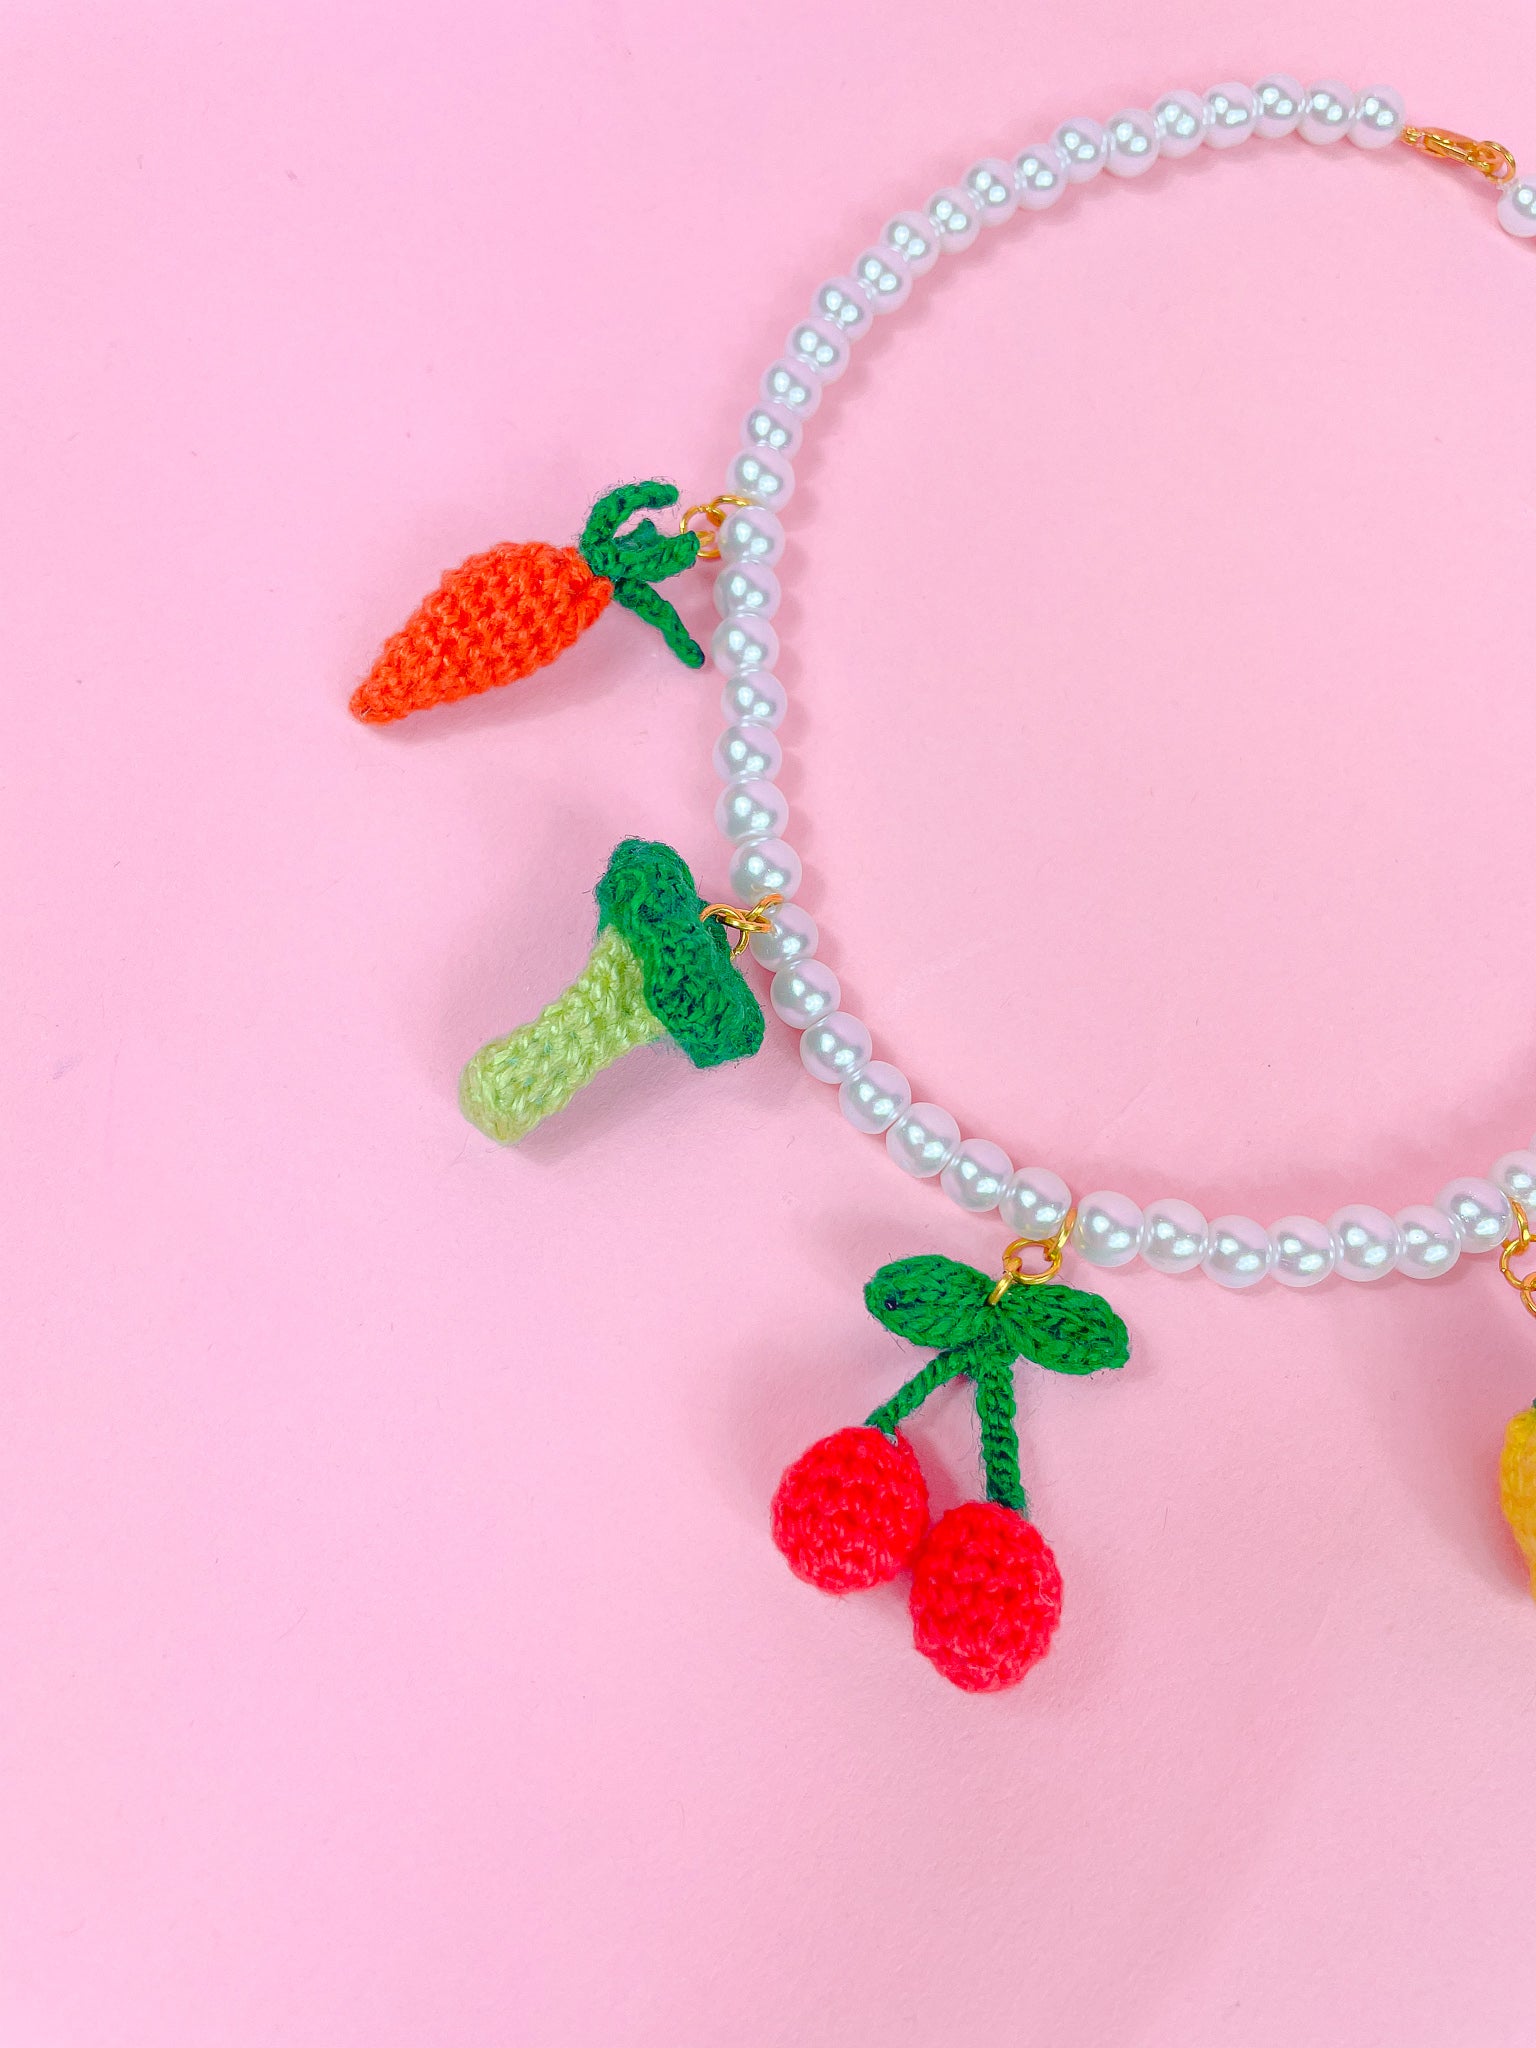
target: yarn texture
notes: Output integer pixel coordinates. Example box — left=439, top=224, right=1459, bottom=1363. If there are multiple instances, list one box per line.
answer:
left=773, top=1250, right=1127, bottom=1692
left=909, top=1503, right=1064, bottom=1693
left=771, top=1428, right=929, bottom=1593
left=1501, top=1403, right=1536, bottom=1596
left=459, top=839, right=764, bottom=1145
left=595, top=838, right=763, bottom=1071
left=350, top=481, right=703, bottom=724
left=458, top=925, right=664, bottom=1144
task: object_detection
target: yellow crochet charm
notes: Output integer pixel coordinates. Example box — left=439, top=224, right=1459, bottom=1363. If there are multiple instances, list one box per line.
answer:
left=1500, top=1404, right=1536, bottom=1597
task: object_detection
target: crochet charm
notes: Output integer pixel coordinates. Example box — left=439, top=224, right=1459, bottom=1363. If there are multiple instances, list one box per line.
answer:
left=351, top=481, right=704, bottom=724
left=459, top=839, right=764, bottom=1144
left=1501, top=1402, right=1536, bottom=1597
left=773, top=1249, right=1129, bottom=1693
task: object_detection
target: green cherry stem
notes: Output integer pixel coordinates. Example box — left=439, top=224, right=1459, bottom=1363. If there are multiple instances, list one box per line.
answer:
left=866, top=1325, right=1032, bottom=1516
left=865, top=1342, right=976, bottom=1436
left=973, top=1354, right=1029, bottom=1515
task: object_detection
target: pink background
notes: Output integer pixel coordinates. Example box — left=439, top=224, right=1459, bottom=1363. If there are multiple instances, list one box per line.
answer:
left=6, top=4, right=1536, bottom=2043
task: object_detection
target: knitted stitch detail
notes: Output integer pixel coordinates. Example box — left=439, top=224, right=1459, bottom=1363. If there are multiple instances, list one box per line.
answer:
left=349, top=481, right=704, bottom=724
left=862, top=1254, right=997, bottom=1347
left=1501, top=1404, right=1536, bottom=1596
left=351, top=541, right=611, bottom=723
left=459, top=840, right=766, bottom=1144
left=459, top=925, right=664, bottom=1143
left=994, top=1282, right=1131, bottom=1376
left=972, top=1351, right=1028, bottom=1513
left=774, top=1254, right=1124, bottom=1690
left=771, top=1428, right=929, bottom=1592
left=578, top=481, right=705, bottom=669
left=595, top=839, right=764, bottom=1069
left=909, top=1503, right=1063, bottom=1693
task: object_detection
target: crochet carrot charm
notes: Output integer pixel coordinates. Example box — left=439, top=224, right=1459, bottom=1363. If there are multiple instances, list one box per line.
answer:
left=459, top=839, right=764, bottom=1144
left=773, top=1249, right=1129, bottom=1693
left=351, top=481, right=705, bottom=724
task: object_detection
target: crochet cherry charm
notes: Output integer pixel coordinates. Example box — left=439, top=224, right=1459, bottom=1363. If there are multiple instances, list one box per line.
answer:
left=459, top=839, right=764, bottom=1144
left=773, top=1249, right=1130, bottom=1693
left=771, top=1427, right=929, bottom=1591
left=350, top=481, right=705, bottom=724
left=909, top=1503, right=1065, bottom=1693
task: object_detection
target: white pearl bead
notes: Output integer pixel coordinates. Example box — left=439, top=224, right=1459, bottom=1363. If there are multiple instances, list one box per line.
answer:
left=1438, top=1176, right=1513, bottom=1253
left=962, top=157, right=1018, bottom=226
left=725, top=446, right=794, bottom=511
left=1203, top=82, right=1258, bottom=148
left=715, top=778, right=789, bottom=844
left=1396, top=1204, right=1463, bottom=1280
left=852, top=247, right=912, bottom=313
left=713, top=720, right=783, bottom=784
left=1203, top=1216, right=1273, bottom=1289
left=1254, top=75, right=1306, bottom=138
left=760, top=358, right=821, bottom=419
left=729, top=837, right=801, bottom=902
left=711, top=614, right=778, bottom=676
left=713, top=559, right=780, bottom=622
left=1139, top=1197, right=1208, bottom=1274
left=1151, top=90, right=1207, bottom=158
left=1300, top=82, right=1355, bottom=145
left=1013, top=143, right=1070, bottom=210
left=887, top=1103, right=961, bottom=1178
left=1495, top=1150, right=1536, bottom=1215
left=999, top=1165, right=1073, bottom=1237
left=801, top=1011, right=872, bottom=1085
left=1270, top=1215, right=1336, bottom=1288
left=942, top=1138, right=1013, bottom=1214
left=1498, top=180, right=1536, bottom=239
left=748, top=898, right=816, bottom=971
left=926, top=187, right=982, bottom=252
left=740, top=401, right=802, bottom=461
left=1350, top=86, right=1405, bottom=149
left=770, top=958, right=841, bottom=1029
left=717, top=501, right=785, bottom=569
left=721, top=670, right=786, bottom=729
left=840, top=1061, right=911, bottom=1135
left=1052, top=118, right=1107, bottom=182
left=1105, top=108, right=1160, bottom=178
left=1073, top=1191, right=1143, bottom=1269
left=810, top=278, right=874, bottom=343
left=786, top=317, right=850, bottom=382
left=881, top=211, right=941, bottom=275
left=1330, top=1204, right=1402, bottom=1282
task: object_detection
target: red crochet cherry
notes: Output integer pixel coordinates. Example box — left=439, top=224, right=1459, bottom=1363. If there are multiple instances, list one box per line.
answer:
left=909, top=1501, right=1063, bottom=1692
left=771, top=1427, right=929, bottom=1593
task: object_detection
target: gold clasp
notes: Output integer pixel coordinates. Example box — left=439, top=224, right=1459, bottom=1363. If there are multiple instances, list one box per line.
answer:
left=1401, top=125, right=1517, bottom=186
left=1500, top=1199, right=1536, bottom=1320
left=988, top=1210, right=1078, bottom=1304
left=677, top=493, right=753, bottom=562
left=698, top=891, right=783, bottom=956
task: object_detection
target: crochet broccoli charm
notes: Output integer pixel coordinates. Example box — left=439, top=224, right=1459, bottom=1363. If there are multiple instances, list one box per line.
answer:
left=351, top=481, right=704, bottom=723
left=773, top=1252, right=1129, bottom=1693
left=459, top=839, right=764, bottom=1144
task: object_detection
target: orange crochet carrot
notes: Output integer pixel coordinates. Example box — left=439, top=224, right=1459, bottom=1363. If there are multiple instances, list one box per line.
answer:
left=350, top=480, right=704, bottom=724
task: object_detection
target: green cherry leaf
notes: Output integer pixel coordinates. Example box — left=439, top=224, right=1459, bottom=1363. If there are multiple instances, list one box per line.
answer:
left=863, top=1255, right=1000, bottom=1348
left=993, top=1282, right=1130, bottom=1375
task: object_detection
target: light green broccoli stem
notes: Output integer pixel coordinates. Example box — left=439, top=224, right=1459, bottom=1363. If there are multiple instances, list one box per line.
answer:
left=459, top=925, right=666, bottom=1144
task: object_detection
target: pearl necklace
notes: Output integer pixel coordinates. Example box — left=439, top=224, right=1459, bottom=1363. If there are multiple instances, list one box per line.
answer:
left=352, top=76, right=1536, bottom=1691
left=702, top=78, right=1536, bottom=1298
